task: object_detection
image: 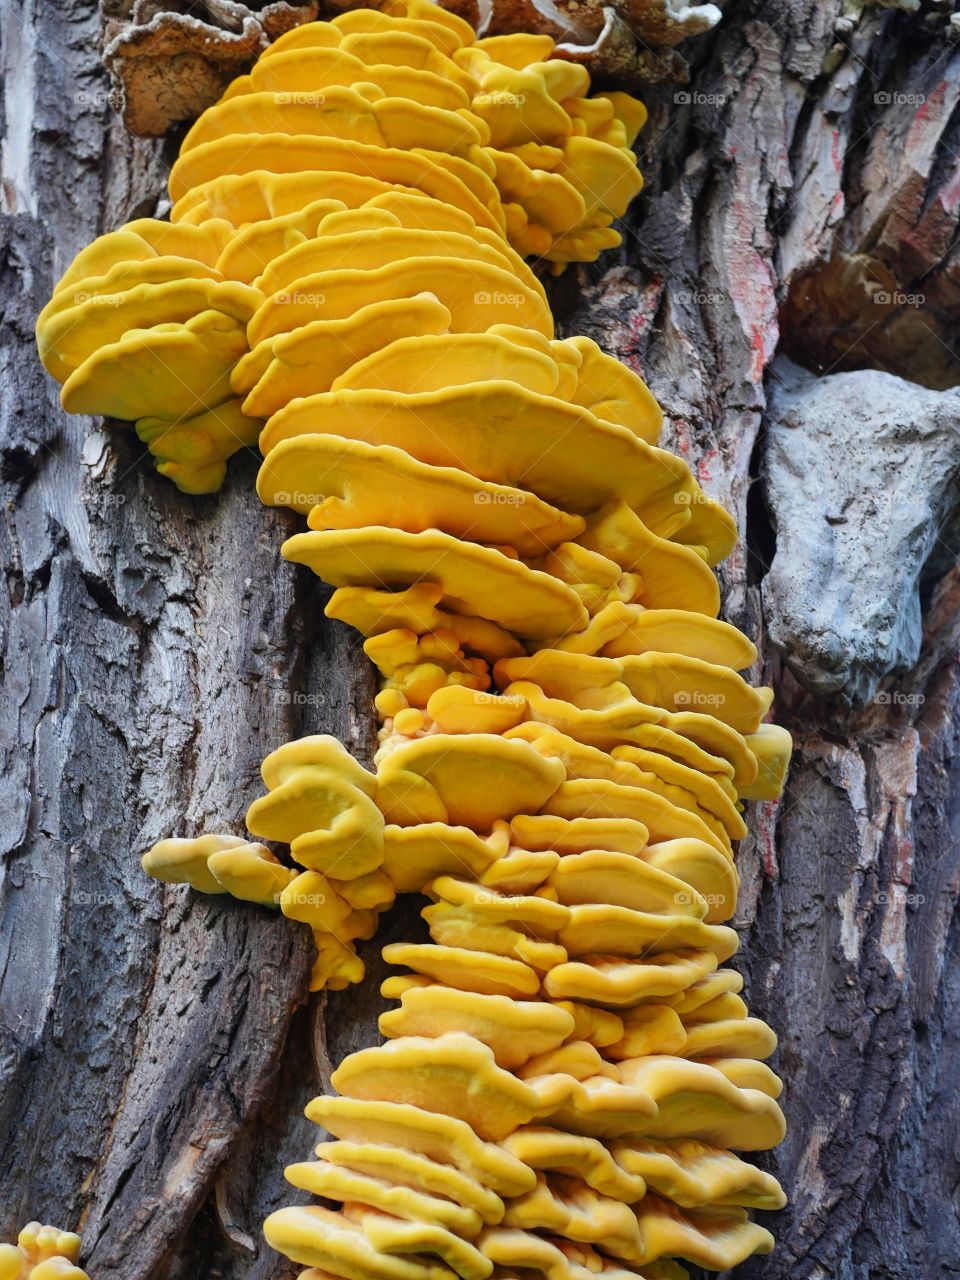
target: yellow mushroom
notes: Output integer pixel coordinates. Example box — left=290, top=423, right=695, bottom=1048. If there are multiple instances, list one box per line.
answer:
left=284, top=1161, right=483, bottom=1235
left=305, top=1096, right=536, bottom=1196
left=632, top=1197, right=774, bottom=1269
left=0, top=1225, right=87, bottom=1280
left=262, top=1204, right=453, bottom=1280
left=245, top=736, right=385, bottom=878
left=381, top=823, right=507, bottom=892
left=424, top=902, right=568, bottom=970
left=59, top=309, right=249, bottom=423
left=611, top=1139, right=786, bottom=1210
left=310, top=931, right=366, bottom=992
left=374, top=733, right=564, bottom=827
left=503, top=1174, right=644, bottom=1257
left=50, top=218, right=231, bottom=297
left=510, top=813, right=649, bottom=855
left=205, top=841, right=298, bottom=905
left=379, top=985, right=574, bottom=1068
left=545, top=850, right=708, bottom=920
left=616, top=1057, right=786, bottom=1150
left=382, top=942, right=540, bottom=997
left=738, top=722, right=794, bottom=801
left=705, top=1058, right=783, bottom=1097
left=259, top=384, right=690, bottom=520
left=142, top=832, right=249, bottom=895
left=37, top=275, right=260, bottom=384
left=543, top=948, right=720, bottom=1008
left=283, top=527, right=588, bottom=641
left=520, top=1069, right=659, bottom=1139
left=477, top=1228, right=639, bottom=1280
left=506, top=722, right=746, bottom=843
left=257, top=436, right=584, bottom=556
left=136, top=397, right=261, bottom=495
left=557, top=904, right=738, bottom=963
left=606, top=1006, right=689, bottom=1060
left=237, top=293, right=453, bottom=415
left=478, top=846, right=559, bottom=894
left=345, top=1206, right=493, bottom=1280
left=500, top=1128, right=647, bottom=1201
left=552, top=601, right=758, bottom=670
left=680, top=1017, right=778, bottom=1061
left=314, top=1140, right=505, bottom=1222
left=541, top=779, right=732, bottom=856
left=330, top=1032, right=545, bottom=1140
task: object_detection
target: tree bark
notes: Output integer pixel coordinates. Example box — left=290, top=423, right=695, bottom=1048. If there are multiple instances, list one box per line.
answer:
left=1, top=2, right=958, bottom=1278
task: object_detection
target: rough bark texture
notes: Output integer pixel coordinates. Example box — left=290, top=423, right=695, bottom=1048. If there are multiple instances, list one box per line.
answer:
left=1, top=2, right=958, bottom=1278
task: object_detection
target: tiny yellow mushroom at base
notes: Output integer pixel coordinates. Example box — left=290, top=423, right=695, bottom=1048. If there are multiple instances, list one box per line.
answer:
left=0, top=1224, right=88, bottom=1280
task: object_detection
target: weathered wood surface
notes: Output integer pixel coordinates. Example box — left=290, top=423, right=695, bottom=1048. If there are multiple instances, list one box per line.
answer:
left=1, top=1, right=958, bottom=1277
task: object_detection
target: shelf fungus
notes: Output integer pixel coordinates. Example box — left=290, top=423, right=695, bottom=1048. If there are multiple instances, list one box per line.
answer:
left=40, top=0, right=792, bottom=1274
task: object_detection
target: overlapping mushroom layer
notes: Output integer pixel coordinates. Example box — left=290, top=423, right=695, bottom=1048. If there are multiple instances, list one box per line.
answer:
left=36, top=0, right=645, bottom=495
left=39, top=2, right=790, bottom=1275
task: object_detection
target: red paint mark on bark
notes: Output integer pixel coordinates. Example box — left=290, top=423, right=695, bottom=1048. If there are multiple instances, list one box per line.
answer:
left=723, top=191, right=778, bottom=382
left=749, top=321, right=776, bottom=382
left=673, top=418, right=692, bottom=457
left=697, top=447, right=718, bottom=486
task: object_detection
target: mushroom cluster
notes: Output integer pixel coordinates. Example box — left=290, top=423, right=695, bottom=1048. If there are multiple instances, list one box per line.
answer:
left=36, top=0, right=644, bottom=495
left=0, top=1224, right=88, bottom=1280
left=37, top=1, right=791, bottom=1274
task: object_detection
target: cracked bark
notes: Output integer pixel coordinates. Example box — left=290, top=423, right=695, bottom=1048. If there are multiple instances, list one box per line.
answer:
left=1, top=1, right=958, bottom=1278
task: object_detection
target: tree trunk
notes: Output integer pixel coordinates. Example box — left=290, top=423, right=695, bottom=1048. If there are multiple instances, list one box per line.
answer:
left=1, top=2, right=958, bottom=1278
